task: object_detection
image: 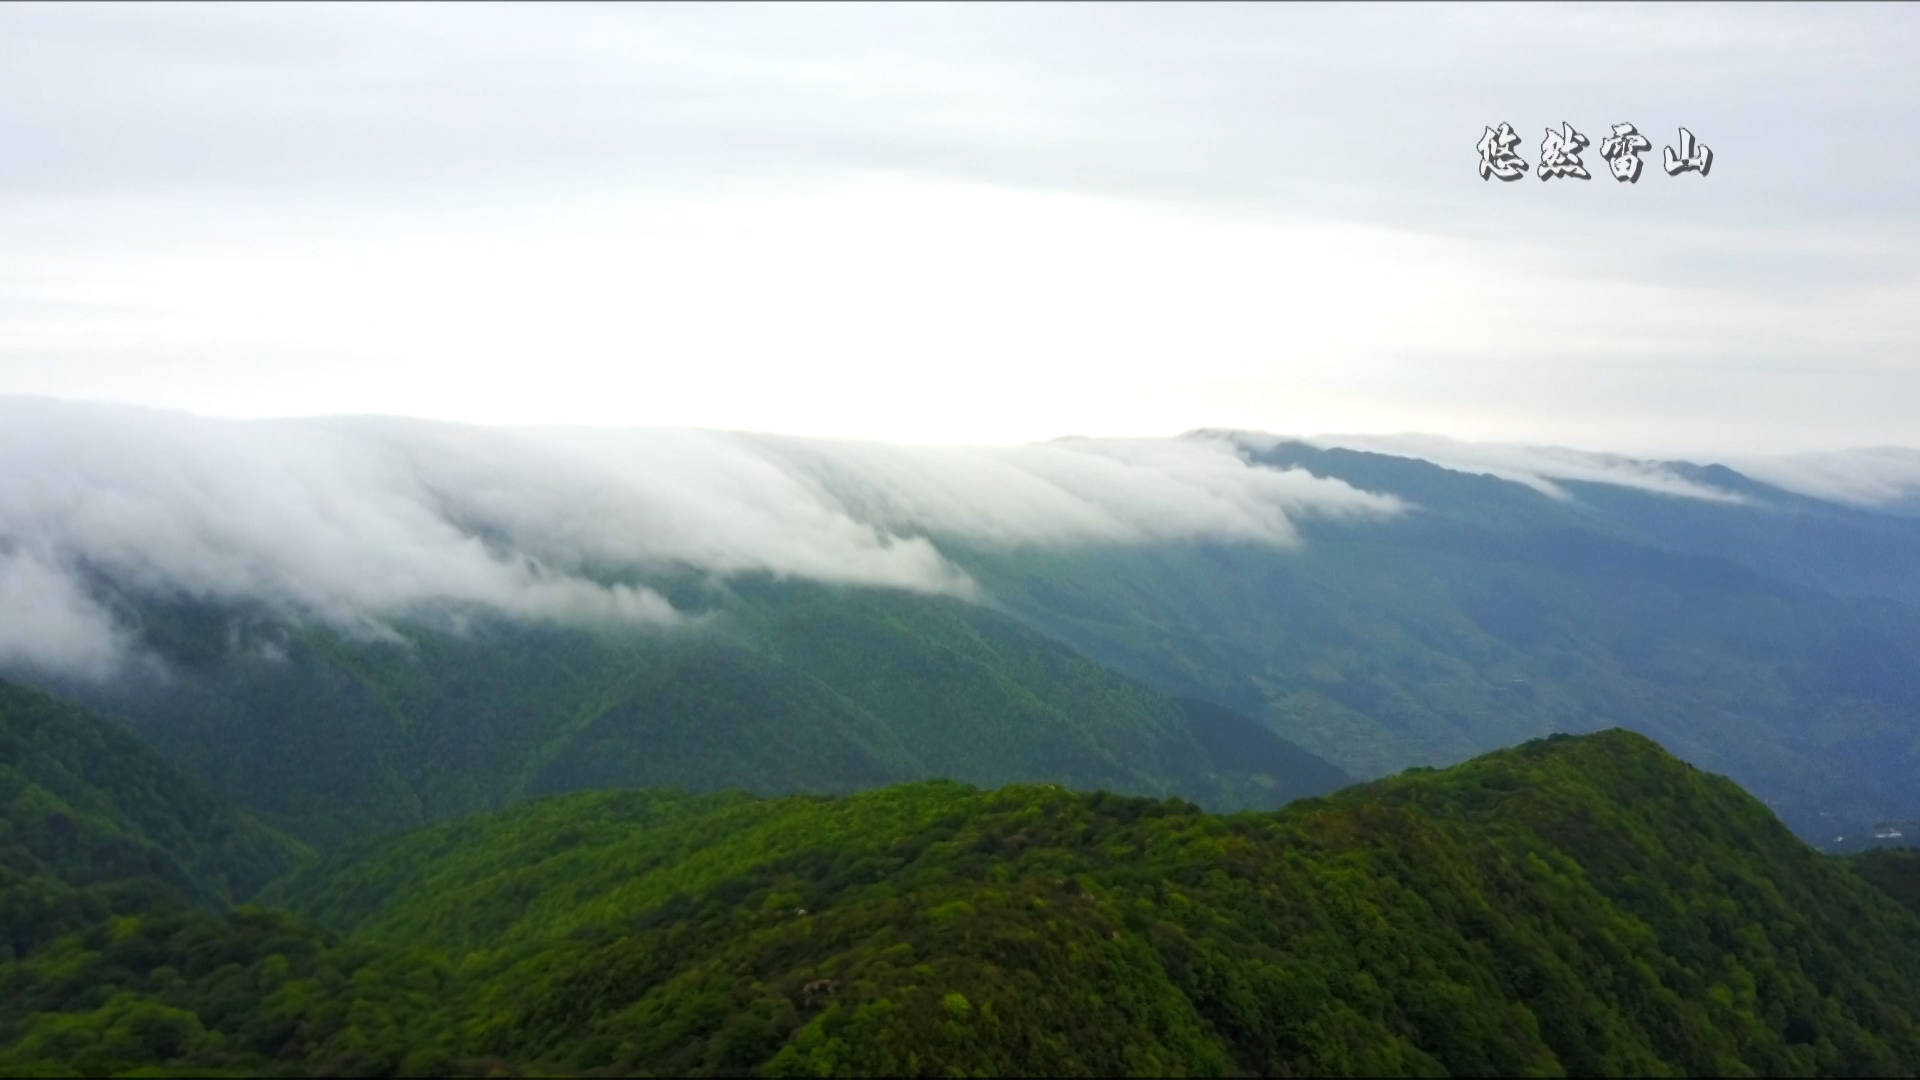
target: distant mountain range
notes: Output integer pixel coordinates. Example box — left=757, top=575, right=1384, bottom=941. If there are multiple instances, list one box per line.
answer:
left=954, top=433, right=1920, bottom=845
left=3, top=399, right=1918, bottom=850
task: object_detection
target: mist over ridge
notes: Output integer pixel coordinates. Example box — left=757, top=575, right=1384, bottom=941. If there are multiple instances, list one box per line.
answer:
left=0, top=397, right=1404, bottom=676
left=8, top=395, right=1920, bottom=683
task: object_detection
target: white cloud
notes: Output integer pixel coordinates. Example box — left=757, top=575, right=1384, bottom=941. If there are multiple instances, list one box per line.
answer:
left=0, top=397, right=1403, bottom=677
left=1271, top=432, right=1920, bottom=511
left=0, top=545, right=128, bottom=680
left=1237, top=431, right=1920, bottom=511
left=1728, top=447, right=1920, bottom=508
left=1275, top=432, right=1746, bottom=503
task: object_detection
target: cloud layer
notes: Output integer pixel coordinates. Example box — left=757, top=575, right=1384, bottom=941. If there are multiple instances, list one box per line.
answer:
left=1255, top=430, right=1920, bottom=510
left=1293, top=433, right=1748, bottom=503
left=0, top=397, right=1404, bottom=677
left=1727, top=448, right=1920, bottom=509
left=8, top=396, right=1914, bottom=681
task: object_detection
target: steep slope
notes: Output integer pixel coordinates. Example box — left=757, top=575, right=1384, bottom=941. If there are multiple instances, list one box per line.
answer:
left=950, top=437, right=1920, bottom=843
left=0, top=677, right=307, bottom=903
left=216, top=730, right=1920, bottom=1077
left=0, top=677, right=309, bottom=960
left=1850, top=848, right=1920, bottom=918
left=19, top=579, right=1347, bottom=848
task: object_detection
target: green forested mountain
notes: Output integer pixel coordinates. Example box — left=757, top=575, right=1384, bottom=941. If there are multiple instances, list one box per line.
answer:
left=949, top=437, right=1920, bottom=843
left=27, top=580, right=1346, bottom=848
left=0, top=678, right=307, bottom=937
left=7, top=729, right=1920, bottom=1076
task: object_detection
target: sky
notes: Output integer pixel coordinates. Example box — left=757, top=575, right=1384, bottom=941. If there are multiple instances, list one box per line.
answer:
left=3, top=2, right=1918, bottom=453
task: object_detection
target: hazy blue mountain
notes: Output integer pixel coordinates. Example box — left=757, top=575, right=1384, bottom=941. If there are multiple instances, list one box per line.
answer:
left=944, top=436, right=1920, bottom=846
left=1260, top=439, right=1920, bottom=606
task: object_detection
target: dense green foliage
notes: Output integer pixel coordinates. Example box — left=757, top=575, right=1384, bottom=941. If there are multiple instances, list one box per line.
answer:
left=0, top=677, right=307, bottom=956
left=955, top=438, right=1920, bottom=842
left=26, top=582, right=1346, bottom=848
left=8, top=729, right=1920, bottom=1076
left=1849, top=849, right=1920, bottom=918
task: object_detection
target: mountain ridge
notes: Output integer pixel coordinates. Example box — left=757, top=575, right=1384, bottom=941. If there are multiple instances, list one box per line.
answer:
left=11, top=726, right=1917, bottom=1076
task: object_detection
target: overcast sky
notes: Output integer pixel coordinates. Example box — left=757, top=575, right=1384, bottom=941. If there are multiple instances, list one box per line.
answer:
left=3, top=2, right=1916, bottom=453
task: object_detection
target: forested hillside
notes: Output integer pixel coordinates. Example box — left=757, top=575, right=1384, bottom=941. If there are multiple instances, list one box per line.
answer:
left=0, top=677, right=307, bottom=951
left=21, top=580, right=1346, bottom=848
left=1850, top=849, right=1920, bottom=918
left=6, top=729, right=1920, bottom=1076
